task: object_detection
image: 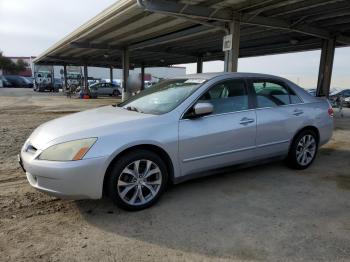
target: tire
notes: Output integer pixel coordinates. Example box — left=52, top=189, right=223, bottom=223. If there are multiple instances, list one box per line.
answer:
left=112, top=90, right=117, bottom=96
left=107, top=150, right=168, bottom=211
left=287, top=129, right=318, bottom=170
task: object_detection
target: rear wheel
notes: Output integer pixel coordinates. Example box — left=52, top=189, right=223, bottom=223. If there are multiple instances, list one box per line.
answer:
left=107, top=150, right=168, bottom=211
left=287, top=130, right=318, bottom=169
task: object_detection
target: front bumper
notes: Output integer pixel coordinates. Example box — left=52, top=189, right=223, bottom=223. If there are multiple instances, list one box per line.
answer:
left=19, top=151, right=108, bottom=200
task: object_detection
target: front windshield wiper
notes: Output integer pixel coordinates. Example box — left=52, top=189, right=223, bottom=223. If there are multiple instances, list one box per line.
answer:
left=123, top=106, right=143, bottom=113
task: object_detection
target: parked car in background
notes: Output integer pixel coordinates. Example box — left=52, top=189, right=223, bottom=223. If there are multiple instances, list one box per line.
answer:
left=144, top=81, right=153, bottom=88
left=0, top=76, right=13, bottom=87
left=88, top=82, right=122, bottom=97
left=3, top=75, right=31, bottom=88
left=343, top=96, right=350, bottom=108
left=88, top=79, right=100, bottom=86
left=23, top=77, right=34, bottom=85
left=306, top=88, right=316, bottom=96
left=329, top=89, right=350, bottom=107
left=19, top=76, right=34, bottom=88
left=19, top=73, right=334, bottom=211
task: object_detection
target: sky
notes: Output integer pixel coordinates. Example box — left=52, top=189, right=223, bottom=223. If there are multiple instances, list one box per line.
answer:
left=0, top=0, right=349, bottom=89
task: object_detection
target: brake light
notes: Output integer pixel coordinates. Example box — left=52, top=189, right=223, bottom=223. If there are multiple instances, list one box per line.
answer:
left=328, top=107, right=334, bottom=117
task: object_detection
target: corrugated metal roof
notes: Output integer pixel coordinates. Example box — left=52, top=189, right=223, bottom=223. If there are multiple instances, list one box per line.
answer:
left=34, top=0, right=350, bottom=68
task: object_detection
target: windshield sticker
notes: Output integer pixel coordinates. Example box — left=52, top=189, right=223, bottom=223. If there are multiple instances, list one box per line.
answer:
left=184, top=79, right=206, bottom=84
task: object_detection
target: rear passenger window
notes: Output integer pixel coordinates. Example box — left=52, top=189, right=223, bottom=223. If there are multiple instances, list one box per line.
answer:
left=290, top=94, right=302, bottom=104
left=253, top=81, right=302, bottom=108
left=199, top=80, right=248, bottom=114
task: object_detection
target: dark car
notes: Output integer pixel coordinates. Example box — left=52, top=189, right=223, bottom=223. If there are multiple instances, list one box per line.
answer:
left=329, top=89, right=350, bottom=107
left=0, top=76, right=13, bottom=87
left=306, top=89, right=316, bottom=96
left=20, top=76, right=34, bottom=88
left=3, top=75, right=31, bottom=88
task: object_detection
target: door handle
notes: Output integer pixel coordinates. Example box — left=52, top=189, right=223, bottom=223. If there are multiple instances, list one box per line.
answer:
left=240, top=117, right=255, bottom=125
left=293, top=109, right=304, bottom=116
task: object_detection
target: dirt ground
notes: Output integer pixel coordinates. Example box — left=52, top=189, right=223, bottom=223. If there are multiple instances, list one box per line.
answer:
left=0, top=88, right=350, bottom=262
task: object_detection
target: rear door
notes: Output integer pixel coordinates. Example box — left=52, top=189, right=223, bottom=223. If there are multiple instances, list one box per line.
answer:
left=179, top=78, right=257, bottom=175
left=249, top=79, right=304, bottom=158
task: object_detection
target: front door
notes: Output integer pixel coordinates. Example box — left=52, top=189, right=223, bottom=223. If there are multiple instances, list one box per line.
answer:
left=179, top=79, right=257, bottom=176
left=98, top=83, right=109, bottom=95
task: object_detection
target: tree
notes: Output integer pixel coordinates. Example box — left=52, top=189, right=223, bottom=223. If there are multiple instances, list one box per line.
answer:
left=0, top=52, right=15, bottom=72
left=15, top=59, right=28, bottom=73
left=0, top=51, right=28, bottom=74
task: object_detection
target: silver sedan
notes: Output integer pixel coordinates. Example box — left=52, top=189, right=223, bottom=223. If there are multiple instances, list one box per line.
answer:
left=19, top=73, right=333, bottom=210
left=89, top=82, right=121, bottom=97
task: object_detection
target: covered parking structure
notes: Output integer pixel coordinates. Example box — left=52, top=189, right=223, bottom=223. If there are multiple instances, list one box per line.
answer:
left=34, top=0, right=350, bottom=98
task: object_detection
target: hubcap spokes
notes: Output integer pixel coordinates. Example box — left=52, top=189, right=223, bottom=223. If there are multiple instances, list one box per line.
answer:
left=296, top=135, right=316, bottom=166
left=117, top=159, right=162, bottom=206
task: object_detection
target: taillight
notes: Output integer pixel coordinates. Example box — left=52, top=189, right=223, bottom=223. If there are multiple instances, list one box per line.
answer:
left=328, top=107, right=334, bottom=117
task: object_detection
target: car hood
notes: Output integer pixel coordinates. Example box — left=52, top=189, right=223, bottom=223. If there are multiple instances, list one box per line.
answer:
left=28, top=105, right=154, bottom=149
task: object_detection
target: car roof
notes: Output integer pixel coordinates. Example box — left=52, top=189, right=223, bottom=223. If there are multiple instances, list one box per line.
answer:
left=332, top=89, right=350, bottom=95
left=4, top=75, right=22, bottom=78
left=174, top=72, right=289, bottom=81
left=171, top=72, right=320, bottom=103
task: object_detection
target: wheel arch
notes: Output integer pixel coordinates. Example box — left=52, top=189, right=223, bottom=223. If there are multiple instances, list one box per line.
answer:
left=289, top=125, right=320, bottom=151
left=102, top=144, right=175, bottom=196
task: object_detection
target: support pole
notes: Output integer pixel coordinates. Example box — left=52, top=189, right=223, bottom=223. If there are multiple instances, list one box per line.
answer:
left=122, top=47, right=130, bottom=101
left=110, top=67, right=113, bottom=84
left=316, top=39, right=335, bottom=97
left=83, top=65, right=88, bottom=95
left=224, top=20, right=240, bottom=72
left=141, top=63, right=145, bottom=91
left=63, top=64, right=68, bottom=90
left=224, top=52, right=229, bottom=72
left=196, top=57, right=203, bottom=73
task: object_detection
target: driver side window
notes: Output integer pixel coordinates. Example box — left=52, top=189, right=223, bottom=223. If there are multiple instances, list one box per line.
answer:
left=199, top=80, right=248, bottom=114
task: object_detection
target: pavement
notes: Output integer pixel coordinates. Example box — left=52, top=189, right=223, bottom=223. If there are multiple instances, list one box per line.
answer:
left=0, top=88, right=349, bottom=262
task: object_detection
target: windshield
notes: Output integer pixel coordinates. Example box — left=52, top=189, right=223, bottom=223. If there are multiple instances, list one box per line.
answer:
left=118, top=78, right=206, bottom=115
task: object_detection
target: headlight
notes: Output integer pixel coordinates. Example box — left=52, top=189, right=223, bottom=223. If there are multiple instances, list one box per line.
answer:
left=38, top=138, right=97, bottom=161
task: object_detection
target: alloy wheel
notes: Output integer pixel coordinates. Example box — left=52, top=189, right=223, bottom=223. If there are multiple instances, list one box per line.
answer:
left=117, top=159, right=162, bottom=206
left=296, top=134, right=316, bottom=166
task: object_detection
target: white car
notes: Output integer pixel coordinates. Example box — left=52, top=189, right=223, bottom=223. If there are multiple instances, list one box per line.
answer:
left=89, top=82, right=122, bottom=97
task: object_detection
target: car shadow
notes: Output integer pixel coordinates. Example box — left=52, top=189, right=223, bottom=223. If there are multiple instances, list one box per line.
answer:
left=74, top=160, right=306, bottom=260
left=75, top=146, right=350, bottom=260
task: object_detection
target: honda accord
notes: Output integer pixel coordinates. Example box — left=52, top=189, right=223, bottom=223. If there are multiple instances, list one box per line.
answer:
left=19, top=73, right=333, bottom=210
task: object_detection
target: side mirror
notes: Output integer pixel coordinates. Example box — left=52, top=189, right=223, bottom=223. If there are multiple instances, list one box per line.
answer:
left=193, top=102, right=213, bottom=117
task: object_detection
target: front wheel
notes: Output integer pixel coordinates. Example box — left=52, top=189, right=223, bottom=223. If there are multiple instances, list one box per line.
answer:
left=287, top=130, right=318, bottom=170
left=107, top=150, right=168, bottom=211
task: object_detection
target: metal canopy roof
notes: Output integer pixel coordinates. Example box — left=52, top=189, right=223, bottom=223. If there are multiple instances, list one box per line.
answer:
left=34, top=0, right=350, bottom=68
